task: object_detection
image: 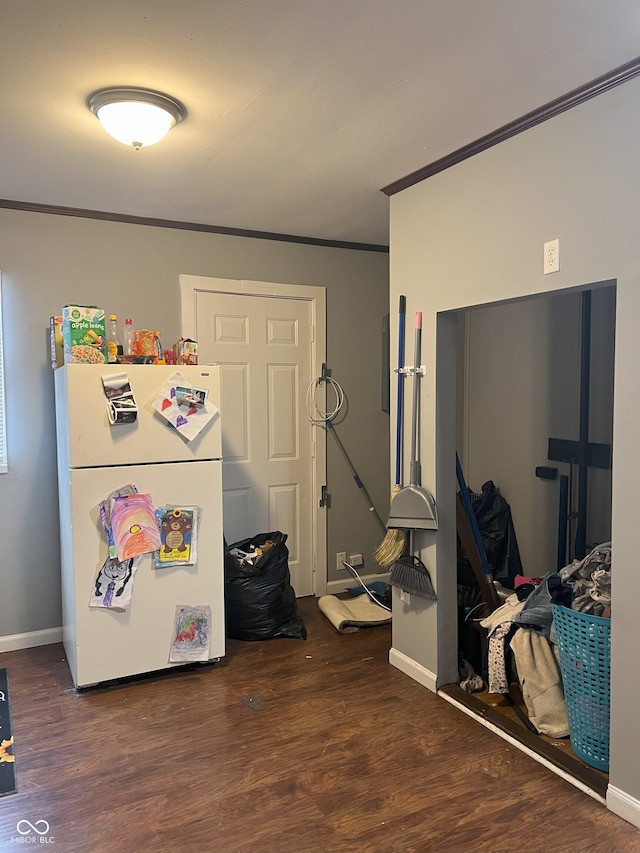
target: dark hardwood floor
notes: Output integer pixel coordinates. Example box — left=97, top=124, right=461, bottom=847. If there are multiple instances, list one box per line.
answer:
left=0, top=596, right=638, bottom=853
left=440, top=681, right=611, bottom=795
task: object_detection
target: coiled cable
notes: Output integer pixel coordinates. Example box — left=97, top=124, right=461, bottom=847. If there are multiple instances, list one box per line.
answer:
left=305, top=375, right=344, bottom=425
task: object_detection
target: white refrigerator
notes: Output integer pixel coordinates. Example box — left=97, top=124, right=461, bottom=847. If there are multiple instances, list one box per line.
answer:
left=54, top=364, right=225, bottom=688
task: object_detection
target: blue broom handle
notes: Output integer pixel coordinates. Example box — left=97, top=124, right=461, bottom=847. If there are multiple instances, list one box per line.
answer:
left=456, top=453, right=492, bottom=576
left=395, top=295, right=406, bottom=485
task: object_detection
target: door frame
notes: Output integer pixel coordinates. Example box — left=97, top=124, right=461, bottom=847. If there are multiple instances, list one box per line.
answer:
left=180, top=274, right=328, bottom=596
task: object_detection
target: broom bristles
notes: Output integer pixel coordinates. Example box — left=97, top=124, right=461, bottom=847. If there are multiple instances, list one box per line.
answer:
left=373, top=484, right=407, bottom=568
left=389, top=555, right=437, bottom=600
left=374, top=527, right=407, bottom=567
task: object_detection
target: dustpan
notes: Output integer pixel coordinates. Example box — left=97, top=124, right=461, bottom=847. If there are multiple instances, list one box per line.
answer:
left=387, top=483, right=438, bottom=529
left=387, top=310, right=438, bottom=531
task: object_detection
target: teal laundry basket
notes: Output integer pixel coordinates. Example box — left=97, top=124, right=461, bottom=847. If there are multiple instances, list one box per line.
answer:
left=552, top=603, right=611, bottom=772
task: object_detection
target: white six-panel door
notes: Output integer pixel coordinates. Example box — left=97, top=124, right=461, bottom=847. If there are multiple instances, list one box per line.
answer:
left=180, top=276, right=327, bottom=597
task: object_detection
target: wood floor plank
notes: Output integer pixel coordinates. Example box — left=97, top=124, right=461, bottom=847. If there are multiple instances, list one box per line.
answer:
left=0, top=597, right=638, bottom=852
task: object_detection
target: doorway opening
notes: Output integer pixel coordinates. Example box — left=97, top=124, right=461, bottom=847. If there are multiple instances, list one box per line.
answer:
left=441, top=281, right=615, bottom=799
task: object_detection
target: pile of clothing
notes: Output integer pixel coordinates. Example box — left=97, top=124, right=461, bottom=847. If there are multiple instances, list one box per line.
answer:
left=478, top=542, right=611, bottom=738
left=552, top=542, right=611, bottom=618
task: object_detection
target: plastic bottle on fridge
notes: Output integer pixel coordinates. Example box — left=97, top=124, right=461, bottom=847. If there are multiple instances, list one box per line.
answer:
left=123, top=318, right=135, bottom=356
left=107, top=315, right=120, bottom=363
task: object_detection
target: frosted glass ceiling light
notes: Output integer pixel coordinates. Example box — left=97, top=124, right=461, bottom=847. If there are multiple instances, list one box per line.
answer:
left=87, top=87, right=186, bottom=149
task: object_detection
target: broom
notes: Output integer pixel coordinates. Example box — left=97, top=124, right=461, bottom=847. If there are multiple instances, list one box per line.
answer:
left=374, top=295, right=408, bottom=568
left=389, top=529, right=436, bottom=600
left=388, top=311, right=437, bottom=600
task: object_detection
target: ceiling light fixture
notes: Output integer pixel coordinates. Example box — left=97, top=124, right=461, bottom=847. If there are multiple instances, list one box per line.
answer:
left=87, top=87, right=186, bottom=150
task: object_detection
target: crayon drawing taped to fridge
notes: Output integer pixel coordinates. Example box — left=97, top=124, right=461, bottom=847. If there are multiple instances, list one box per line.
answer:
left=90, top=556, right=141, bottom=610
left=170, top=605, right=212, bottom=662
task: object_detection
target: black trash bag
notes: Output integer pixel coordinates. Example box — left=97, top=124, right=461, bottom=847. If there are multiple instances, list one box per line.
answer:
left=457, top=480, right=523, bottom=591
left=224, top=531, right=307, bottom=640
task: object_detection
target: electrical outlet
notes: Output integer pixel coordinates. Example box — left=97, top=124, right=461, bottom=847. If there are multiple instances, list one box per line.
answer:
left=400, top=589, right=411, bottom=604
left=348, top=553, right=363, bottom=567
left=544, top=238, right=560, bottom=274
left=336, top=551, right=347, bottom=571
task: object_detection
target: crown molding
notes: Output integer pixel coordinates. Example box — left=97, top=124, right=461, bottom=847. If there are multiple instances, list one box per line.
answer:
left=0, top=199, right=389, bottom=254
left=382, top=54, right=640, bottom=196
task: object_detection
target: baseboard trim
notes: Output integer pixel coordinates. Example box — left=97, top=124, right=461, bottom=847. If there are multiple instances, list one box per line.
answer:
left=0, top=627, right=62, bottom=653
left=607, top=785, right=640, bottom=829
left=388, top=647, right=437, bottom=693
left=325, top=570, right=390, bottom=596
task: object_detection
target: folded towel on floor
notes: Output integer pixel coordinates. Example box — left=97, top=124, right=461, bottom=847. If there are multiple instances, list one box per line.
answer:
left=318, top=594, right=391, bottom=634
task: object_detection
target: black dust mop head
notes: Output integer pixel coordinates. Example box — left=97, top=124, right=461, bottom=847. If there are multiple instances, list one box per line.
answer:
left=389, top=553, right=437, bottom=600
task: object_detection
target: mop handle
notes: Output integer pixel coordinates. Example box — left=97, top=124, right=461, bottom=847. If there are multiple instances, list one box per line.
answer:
left=326, top=420, right=386, bottom=533
left=395, top=295, right=406, bottom=485
left=409, top=312, right=422, bottom=487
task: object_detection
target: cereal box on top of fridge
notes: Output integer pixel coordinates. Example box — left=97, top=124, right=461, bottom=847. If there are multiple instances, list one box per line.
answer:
left=62, top=305, right=106, bottom=364
left=50, top=315, right=63, bottom=369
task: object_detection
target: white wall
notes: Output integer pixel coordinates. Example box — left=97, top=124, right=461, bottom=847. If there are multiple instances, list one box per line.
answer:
left=0, top=209, right=388, bottom=641
left=389, top=75, right=640, bottom=818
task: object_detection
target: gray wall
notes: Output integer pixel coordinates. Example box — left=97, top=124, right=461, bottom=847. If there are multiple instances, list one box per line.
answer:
left=389, top=74, right=640, bottom=817
left=463, top=287, right=614, bottom=575
left=0, top=208, right=388, bottom=639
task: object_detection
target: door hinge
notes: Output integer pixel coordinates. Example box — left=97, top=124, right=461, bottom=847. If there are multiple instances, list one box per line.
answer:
left=319, top=485, right=330, bottom=508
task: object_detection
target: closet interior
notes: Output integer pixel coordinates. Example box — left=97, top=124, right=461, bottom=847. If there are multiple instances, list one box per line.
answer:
left=448, top=283, right=615, bottom=798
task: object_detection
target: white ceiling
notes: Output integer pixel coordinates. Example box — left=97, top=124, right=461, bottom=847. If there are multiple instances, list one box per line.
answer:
left=2, top=0, right=640, bottom=247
